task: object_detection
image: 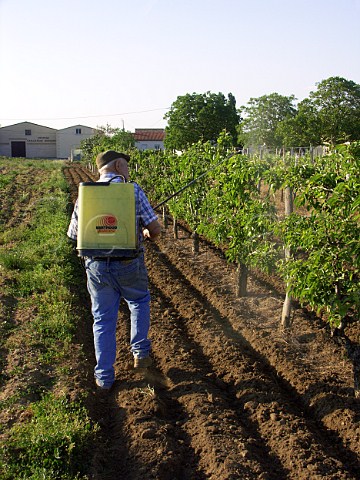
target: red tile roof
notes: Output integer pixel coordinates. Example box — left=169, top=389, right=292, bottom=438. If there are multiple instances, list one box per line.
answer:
left=133, top=128, right=165, bottom=141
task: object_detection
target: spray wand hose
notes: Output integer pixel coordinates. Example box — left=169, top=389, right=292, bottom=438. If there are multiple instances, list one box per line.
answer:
left=154, top=151, right=240, bottom=210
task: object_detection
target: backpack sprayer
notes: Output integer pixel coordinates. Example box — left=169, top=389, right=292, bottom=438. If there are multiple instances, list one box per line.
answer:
left=154, top=150, right=241, bottom=209
left=77, top=176, right=139, bottom=257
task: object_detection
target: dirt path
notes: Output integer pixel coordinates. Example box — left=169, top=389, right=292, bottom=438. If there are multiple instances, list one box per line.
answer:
left=63, top=164, right=360, bottom=480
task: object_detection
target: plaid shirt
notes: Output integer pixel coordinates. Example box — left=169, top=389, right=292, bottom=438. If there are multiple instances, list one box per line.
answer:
left=67, top=173, right=158, bottom=244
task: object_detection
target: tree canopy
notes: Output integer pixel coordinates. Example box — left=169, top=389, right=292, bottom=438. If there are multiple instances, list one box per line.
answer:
left=164, top=92, right=240, bottom=150
left=238, top=93, right=297, bottom=148
left=295, top=76, right=360, bottom=146
left=239, top=77, right=360, bottom=149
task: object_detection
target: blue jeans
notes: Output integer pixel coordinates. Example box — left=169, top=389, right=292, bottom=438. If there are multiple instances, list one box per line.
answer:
left=85, top=254, right=151, bottom=388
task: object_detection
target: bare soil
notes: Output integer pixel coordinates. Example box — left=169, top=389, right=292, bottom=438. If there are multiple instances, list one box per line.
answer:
left=1, top=162, right=359, bottom=480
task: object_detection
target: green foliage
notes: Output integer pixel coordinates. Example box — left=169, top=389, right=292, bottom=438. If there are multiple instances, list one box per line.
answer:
left=0, top=394, right=97, bottom=479
left=80, top=132, right=105, bottom=163
left=239, top=93, right=297, bottom=148
left=167, top=140, right=220, bottom=231
left=309, top=77, right=360, bottom=145
left=133, top=137, right=359, bottom=328
left=277, top=98, right=322, bottom=147
left=277, top=142, right=360, bottom=326
left=240, top=76, right=360, bottom=149
left=0, top=171, right=17, bottom=188
left=279, top=77, right=360, bottom=147
left=199, top=152, right=277, bottom=271
left=80, top=125, right=135, bottom=163
left=164, top=91, right=240, bottom=150
left=128, top=148, right=169, bottom=206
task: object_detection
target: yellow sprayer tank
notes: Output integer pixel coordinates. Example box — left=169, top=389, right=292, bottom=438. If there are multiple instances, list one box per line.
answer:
left=77, top=180, right=138, bottom=257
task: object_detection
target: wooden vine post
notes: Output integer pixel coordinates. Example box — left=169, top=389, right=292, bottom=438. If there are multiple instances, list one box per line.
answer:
left=281, top=185, right=294, bottom=329
left=236, top=263, right=248, bottom=297
left=162, top=206, right=168, bottom=229
left=173, top=218, right=178, bottom=239
left=281, top=148, right=294, bottom=328
left=192, top=232, right=199, bottom=254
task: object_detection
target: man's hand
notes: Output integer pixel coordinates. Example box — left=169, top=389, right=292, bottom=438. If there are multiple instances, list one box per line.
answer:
left=143, top=228, right=151, bottom=239
left=143, top=220, right=161, bottom=240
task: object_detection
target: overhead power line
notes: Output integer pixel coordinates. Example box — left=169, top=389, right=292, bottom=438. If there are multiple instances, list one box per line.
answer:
left=0, top=107, right=171, bottom=122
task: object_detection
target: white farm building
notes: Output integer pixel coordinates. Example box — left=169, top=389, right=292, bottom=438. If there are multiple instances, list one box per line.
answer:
left=0, top=122, right=98, bottom=159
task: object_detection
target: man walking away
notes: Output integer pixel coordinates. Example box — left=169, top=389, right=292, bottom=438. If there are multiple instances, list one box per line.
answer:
left=67, top=150, right=161, bottom=390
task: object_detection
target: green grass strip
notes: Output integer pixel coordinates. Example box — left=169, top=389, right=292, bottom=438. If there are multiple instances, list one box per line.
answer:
left=0, top=159, right=97, bottom=479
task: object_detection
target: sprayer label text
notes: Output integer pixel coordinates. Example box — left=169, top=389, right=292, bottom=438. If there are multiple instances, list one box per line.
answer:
left=96, top=215, right=118, bottom=234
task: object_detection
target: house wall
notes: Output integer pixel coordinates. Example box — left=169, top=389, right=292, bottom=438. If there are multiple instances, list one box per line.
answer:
left=135, top=140, right=164, bottom=151
left=56, top=125, right=97, bottom=159
left=0, top=122, right=56, bottom=158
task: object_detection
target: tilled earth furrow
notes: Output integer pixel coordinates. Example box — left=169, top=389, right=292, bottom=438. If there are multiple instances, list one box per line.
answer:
left=146, top=243, right=358, bottom=479
left=1, top=167, right=42, bottom=228
left=148, top=279, right=283, bottom=480
left=63, top=165, right=98, bottom=203
left=153, top=228, right=360, bottom=463
left=102, top=306, right=207, bottom=480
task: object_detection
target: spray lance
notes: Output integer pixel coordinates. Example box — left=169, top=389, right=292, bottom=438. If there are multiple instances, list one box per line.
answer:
left=153, top=150, right=241, bottom=210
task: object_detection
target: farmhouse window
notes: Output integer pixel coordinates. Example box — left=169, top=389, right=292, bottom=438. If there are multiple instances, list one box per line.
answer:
left=25, top=129, right=31, bottom=136
left=76, top=128, right=82, bottom=134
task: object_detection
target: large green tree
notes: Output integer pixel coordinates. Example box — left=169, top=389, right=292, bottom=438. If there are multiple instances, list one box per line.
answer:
left=164, top=92, right=240, bottom=150
left=276, top=99, right=322, bottom=147
left=310, top=76, right=360, bottom=145
left=279, top=77, right=360, bottom=147
left=238, top=93, right=297, bottom=148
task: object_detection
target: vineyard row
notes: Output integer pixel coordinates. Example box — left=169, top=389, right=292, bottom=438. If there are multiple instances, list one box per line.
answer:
left=128, top=137, right=360, bottom=333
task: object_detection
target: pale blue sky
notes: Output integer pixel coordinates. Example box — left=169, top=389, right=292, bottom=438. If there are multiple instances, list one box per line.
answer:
left=0, top=0, right=359, bottom=131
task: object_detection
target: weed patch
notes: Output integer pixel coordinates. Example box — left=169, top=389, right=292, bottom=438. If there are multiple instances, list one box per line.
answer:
left=0, top=393, right=97, bottom=479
